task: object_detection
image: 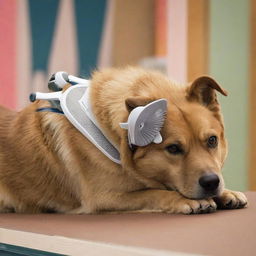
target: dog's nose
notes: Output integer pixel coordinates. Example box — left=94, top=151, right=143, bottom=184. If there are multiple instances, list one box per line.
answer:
left=199, top=173, right=220, bottom=191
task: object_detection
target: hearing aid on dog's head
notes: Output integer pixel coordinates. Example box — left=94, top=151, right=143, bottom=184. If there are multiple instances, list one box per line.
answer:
left=29, top=71, right=167, bottom=163
left=120, top=99, right=167, bottom=147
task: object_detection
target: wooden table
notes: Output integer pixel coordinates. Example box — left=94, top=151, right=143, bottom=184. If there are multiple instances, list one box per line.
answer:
left=0, top=192, right=255, bottom=256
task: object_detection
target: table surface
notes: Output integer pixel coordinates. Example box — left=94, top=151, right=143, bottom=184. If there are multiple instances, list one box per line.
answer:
left=0, top=192, right=255, bottom=256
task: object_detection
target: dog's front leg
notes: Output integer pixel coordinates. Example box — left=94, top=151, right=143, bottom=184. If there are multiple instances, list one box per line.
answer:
left=86, top=190, right=217, bottom=214
left=214, top=189, right=248, bottom=210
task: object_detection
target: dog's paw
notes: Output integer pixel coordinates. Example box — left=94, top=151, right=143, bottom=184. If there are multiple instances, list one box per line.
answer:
left=214, top=190, right=248, bottom=210
left=172, top=197, right=217, bottom=215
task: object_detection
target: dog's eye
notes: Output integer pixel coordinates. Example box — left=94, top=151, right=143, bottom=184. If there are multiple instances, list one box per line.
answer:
left=166, top=144, right=183, bottom=155
left=207, top=136, right=218, bottom=148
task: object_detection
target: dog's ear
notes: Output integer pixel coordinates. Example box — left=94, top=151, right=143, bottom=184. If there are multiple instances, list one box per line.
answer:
left=125, top=96, right=153, bottom=112
left=187, top=76, right=228, bottom=111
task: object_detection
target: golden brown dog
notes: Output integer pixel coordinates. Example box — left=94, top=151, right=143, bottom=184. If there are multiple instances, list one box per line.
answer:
left=0, top=67, right=247, bottom=214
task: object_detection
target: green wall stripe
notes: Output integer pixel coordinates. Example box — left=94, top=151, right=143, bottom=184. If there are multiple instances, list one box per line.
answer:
left=74, top=0, right=107, bottom=77
left=209, top=0, right=249, bottom=191
left=28, top=0, right=60, bottom=71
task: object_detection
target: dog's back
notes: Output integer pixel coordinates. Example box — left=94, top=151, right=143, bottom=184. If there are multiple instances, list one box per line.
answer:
left=0, top=104, right=82, bottom=213
left=0, top=106, right=18, bottom=212
left=0, top=105, right=17, bottom=137
left=0, top=105, right=17, bottom=167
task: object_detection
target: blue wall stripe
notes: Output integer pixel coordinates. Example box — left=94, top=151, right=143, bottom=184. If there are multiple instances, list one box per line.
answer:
left=28, top=0, right=60, bottom=71
left=74, top=0, right=107, bottom=78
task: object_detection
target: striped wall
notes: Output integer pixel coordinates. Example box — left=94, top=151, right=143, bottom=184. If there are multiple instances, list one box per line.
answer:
left=0, top=0, right=254, bottom=190
left=0, top=0, right=107, bottom=110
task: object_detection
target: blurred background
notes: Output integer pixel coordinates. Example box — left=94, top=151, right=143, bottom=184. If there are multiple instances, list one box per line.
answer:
left=0, top=0, right=255, bottom=192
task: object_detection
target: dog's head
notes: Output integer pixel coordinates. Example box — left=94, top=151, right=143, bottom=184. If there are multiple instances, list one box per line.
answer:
left=125, top=76, right=228, bottom=199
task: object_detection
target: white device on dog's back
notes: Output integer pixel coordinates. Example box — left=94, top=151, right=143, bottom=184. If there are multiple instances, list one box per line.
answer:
left=30, top=72, right=167, bottom=164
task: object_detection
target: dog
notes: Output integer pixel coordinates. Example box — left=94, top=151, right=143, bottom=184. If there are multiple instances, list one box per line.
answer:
left=0, top=67, right=248, bottom=214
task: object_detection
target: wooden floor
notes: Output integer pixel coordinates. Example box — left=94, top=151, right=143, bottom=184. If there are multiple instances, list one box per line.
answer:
left=0, top=192, right=255, bottom=256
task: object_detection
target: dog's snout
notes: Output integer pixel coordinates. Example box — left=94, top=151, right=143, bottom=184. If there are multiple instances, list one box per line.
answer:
left=199, top=173, right=220, bottom=192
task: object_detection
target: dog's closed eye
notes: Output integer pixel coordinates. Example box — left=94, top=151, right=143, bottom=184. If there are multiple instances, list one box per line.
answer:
left=166, top=144, right=184, bottom=155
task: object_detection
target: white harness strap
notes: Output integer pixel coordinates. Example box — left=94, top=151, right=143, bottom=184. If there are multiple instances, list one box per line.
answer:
left=79, top=86, right=120, bottom=150
left=60, top=84, right=121, bottom=164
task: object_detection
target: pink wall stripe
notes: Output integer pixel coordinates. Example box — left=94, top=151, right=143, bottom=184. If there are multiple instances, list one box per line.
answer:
left=98, top=0, right=114, bottom=69
left=167, top=0, right=188, bottom=83
left=48, top=0, right=78, bottom=79
left=0, top=0, right=17, bottom=109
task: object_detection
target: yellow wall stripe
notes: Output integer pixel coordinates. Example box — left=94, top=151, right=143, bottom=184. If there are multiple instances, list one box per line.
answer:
left=112, top=0, right=154, bottom=67
left=187, top=0, right=209, bottom=82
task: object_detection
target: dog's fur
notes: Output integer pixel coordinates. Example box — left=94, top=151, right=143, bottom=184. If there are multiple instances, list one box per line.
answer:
left=0, top=67, right=247, bottom=214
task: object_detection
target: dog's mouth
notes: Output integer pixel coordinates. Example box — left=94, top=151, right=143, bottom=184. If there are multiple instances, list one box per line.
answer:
left=164, top=183, right=221, bottom=200
left=192, top=190, right=221, bottom=200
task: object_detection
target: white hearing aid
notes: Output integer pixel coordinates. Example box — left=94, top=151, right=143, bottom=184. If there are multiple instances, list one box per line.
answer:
left=120, top=99, right=167, bottom=147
